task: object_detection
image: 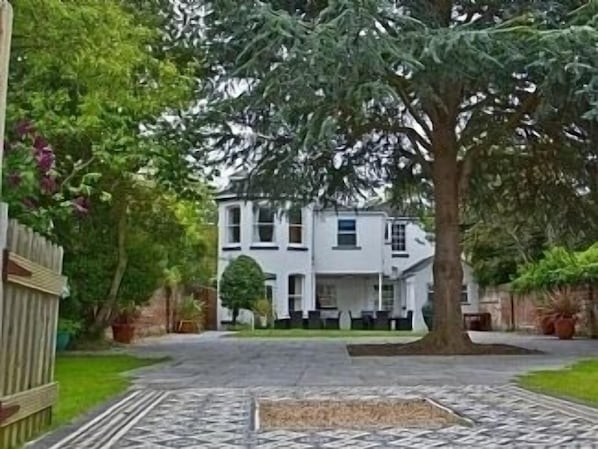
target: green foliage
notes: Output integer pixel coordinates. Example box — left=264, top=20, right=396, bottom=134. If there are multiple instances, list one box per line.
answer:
left=177, top=297, right=203, bottom=321
left=187, top=0, right=598, bottom=203
left=59, top=183, right=216, bottom=332
left=513, top=245, right=598, bottom=293
left=253, top=298, right=273, bottom=318
left=463, top=221, right=548, bottom=287
left=57, top=318, right=82, bottom=335
left=219, top=256, right=265, bottom=323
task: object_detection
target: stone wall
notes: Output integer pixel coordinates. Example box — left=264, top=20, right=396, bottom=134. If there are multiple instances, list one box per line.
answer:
left=479, top=284, right=598, bottom=337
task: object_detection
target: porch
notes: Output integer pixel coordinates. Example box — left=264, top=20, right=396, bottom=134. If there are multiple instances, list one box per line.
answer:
left=314, top=274, right=409, bottom=330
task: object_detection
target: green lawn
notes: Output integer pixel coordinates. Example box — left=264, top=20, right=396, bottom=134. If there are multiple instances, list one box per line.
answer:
left=232, top=329, right=423, bottom=338
left=518, top=359, right=598, bottom=406
left=54, top=354, right=166, bottom=426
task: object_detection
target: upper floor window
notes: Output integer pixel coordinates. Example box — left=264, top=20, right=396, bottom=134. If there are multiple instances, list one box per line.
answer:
left=254, top=205, right=275, bottom=243
left=391, top=222, right=406, bottom=252
left=288, top=208, right=303, bottom=245
left=226, top=206, right=241, bottom=244
left=337, top=219, right=357, bottom=247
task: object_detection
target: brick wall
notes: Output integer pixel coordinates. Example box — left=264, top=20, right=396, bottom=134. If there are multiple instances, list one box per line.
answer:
left=479, top=284, right=598, bottom=337
left=133, top=286, right=218, bottom=337
left=134, top=287, right=182, bottom=337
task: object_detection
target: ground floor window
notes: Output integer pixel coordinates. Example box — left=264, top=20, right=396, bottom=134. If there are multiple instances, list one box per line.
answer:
left=374, top=284, right=394, bottom=311
left=288, top=275, right=303, bottom=312
left=316, top=284, right=337, bottom=309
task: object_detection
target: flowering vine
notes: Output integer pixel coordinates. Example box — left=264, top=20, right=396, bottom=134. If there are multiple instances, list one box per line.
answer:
left=2, top=120, right=93, bottom=234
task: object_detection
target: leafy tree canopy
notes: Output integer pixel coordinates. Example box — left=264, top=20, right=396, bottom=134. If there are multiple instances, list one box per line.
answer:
left=179, top=0, right=598, bottom=349
left=219, top=255, right=265, bottom=324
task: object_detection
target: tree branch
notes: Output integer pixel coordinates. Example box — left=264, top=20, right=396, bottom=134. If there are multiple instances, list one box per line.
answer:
left=458, top=91, right=540, bottom=199
left=386, top=73, right=433, bottom=139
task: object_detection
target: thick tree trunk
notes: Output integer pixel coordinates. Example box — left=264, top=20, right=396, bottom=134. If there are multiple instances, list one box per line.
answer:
left=417, top=120, right=473, bottom=351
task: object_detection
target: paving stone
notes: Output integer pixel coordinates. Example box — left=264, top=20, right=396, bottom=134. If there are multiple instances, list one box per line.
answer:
left=69, top=385, right=598, bottom=449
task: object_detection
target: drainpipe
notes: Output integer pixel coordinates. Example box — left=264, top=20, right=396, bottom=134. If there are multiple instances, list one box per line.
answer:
left=378, top=272, right=383, bottom=311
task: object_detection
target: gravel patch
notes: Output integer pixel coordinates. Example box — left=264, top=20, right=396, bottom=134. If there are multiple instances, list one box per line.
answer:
left=258, top=398, right=461, bottom=430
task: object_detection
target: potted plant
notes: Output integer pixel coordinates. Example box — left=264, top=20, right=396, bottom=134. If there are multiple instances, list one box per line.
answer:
left=545, top=288, right=580, bottom=340
left=422, top=302, right=433, bottom=331
left=56, top=318, right=81, bottom=351
left=537, top=312, right=555, bottom=335
left=176, top=296, right=203, bottom=333
left=111, top=302, right=140, bottom=344
left=253, top=298, right=272, bottom=328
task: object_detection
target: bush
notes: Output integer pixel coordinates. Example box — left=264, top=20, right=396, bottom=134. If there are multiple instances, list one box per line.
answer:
left=513, top=244, right=598, bottom=293
left=219, top=255, right=265, bottom=325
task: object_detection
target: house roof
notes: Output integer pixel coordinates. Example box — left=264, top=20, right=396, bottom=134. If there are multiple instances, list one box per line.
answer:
left=216, top=180, right=416, bottom=219
left=400, top=256, right=474, bottom=278
left=400, top=256, right=434, bottom=277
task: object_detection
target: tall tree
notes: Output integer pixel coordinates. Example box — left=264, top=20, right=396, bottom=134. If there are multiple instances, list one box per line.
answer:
left=184, top=1, right=598, bottom=351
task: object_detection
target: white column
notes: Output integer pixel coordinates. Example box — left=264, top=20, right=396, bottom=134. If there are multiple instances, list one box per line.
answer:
left=378, top=272, right=383, bottom=311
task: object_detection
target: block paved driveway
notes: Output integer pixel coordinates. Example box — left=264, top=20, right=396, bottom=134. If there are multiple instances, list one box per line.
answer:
left=34, top=332, right=598, bottom=449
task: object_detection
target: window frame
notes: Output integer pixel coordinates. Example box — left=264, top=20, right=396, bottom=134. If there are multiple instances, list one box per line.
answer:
left=391, top=222, right=407, bottom=253
left=288, top=208, right=304, bottom=245
left=374, top=284, right=395, bottom=312
left=337, top=218, right=357, bottom=247
left=225, top=206, right=241, bottom=245
left=288, top=274, right=303, bottom=312
left=253, top=204, right=276, bottom=244
left=316, top=284, right=337, bottom=309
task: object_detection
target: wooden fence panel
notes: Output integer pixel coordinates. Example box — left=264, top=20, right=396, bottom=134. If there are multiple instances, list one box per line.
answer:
left=0, top=203, right=66, bottom=449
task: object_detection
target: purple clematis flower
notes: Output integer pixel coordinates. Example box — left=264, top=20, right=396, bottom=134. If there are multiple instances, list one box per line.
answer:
left=72, top=196, right=90, bottom=215
left=33, top=136, right=49, bottom=151
left=15, top=120, right=34, bottom=138
left=40, top=175, right=58, bottom=195
left=35, top=147, right=55, bottom=173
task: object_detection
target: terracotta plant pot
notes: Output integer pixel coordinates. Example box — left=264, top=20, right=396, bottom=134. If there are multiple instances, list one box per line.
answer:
left=112, top=324, right=136, bottom=344
left=554, top=317, right=575, bottom=340
left=539, top=315, right=555, bottom=335
left=177, top=320, right=199, bottom=334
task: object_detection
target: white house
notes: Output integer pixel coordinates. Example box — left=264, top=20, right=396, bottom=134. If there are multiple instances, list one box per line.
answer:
left=216, top=191, right=479, bottom=332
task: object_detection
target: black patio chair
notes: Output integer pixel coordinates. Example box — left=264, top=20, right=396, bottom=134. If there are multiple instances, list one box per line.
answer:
left=349, top=311, right=363, bottom=330
left=273, top=314, right=290, bottom=329
left=361, top=310, right=375, bottom=330
left=325, top=311, right=341, bottom=330
left=308, top=310, right=322, bottom=329
left=290, top=311, right=304, bottom=329
left=395, top=310, right=413, bottom=331
left=374, top=310, right=390, bottom=330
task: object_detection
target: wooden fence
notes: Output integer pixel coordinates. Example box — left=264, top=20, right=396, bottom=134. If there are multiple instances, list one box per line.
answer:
left=0, top=203, right=66, bottom=449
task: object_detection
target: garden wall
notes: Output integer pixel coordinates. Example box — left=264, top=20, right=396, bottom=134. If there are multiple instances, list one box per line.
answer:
left=134, top=286, right=218, bottom=337
left=479, top=284, right=598, bottom=337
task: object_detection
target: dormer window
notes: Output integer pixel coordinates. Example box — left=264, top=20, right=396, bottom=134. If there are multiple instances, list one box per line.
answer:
left=288, top=208, right=304, bottom=245
left=254, top=205, right=275, bottom=243
left=226, top=206, right=241, bottom=244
